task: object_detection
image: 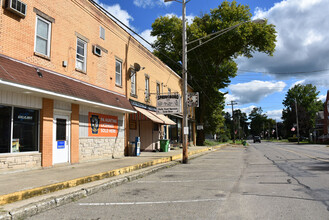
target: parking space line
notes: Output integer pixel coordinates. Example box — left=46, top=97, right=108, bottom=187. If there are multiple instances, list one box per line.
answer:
left=79, top=198, right=225, bottom=206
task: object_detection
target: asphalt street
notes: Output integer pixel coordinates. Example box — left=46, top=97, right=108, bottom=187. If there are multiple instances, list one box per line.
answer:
left=27, top=143, right=329, bottom=220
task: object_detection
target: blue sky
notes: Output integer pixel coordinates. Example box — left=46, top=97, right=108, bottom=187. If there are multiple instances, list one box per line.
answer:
left=95, top=0, right=329, bottom=121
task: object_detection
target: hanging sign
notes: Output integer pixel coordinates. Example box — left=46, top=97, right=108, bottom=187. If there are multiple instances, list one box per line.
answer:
left=88, top=112, right=118, bottom=137
left=187, top=92, right=199, bottom=107
left=156, top=94, right=181, bottom=114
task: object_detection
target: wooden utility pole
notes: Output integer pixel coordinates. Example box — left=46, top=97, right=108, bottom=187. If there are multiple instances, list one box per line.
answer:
left=227, top=101, right=238, bottom=143
left=295, top=98, right=300, bottom=144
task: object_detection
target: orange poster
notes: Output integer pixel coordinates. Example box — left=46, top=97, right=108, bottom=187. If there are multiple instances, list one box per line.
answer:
left=88, top=112, right=118, bottom=137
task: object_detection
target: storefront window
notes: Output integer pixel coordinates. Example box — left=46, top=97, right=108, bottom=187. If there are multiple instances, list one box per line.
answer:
left=0, top=105, right=39, bottom=153
left=0, top=106, right=12, bottom=153
left=13, top=107, right=39, bottom=152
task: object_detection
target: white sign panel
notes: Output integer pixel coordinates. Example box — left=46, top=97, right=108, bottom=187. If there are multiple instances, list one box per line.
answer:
left=156, top=94, right=181, bottom=114
left=187, top=92, right=199, bottom=107
left=184, top=127, right=189, bottom=135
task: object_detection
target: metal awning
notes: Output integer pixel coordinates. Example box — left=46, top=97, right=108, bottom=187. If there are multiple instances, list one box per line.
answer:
left=134, top=107, right=176, bottom=125
left=134, top=107, right=163, bottom=124
left=149, top=112, right=176, bottom=125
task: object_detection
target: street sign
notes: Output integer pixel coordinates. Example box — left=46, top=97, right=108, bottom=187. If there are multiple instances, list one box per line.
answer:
left=187, top=92, right=199, bottom=107
left=156, top=94, right=181, bottom=114
left=197, top=125, right=203, bottom=130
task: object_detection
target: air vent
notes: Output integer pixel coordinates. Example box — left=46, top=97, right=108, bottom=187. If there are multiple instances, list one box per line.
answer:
left=93, top=45, right=102, bottom=57
left=6, top=0, right=27, bottom=18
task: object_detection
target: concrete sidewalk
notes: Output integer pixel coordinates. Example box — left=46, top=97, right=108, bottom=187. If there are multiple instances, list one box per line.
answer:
left=0, top=145, right=225, bottom=208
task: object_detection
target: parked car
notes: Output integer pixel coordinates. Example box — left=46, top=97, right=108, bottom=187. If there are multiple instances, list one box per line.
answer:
left=253, top=136, right=261, bottom=143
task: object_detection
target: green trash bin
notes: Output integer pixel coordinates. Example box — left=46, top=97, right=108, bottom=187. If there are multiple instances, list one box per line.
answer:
left=160, top=139, right=170, bottom=152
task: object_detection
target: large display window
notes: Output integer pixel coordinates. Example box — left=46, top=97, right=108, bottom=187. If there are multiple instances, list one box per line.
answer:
left=0, top=105, right=39, bottom=153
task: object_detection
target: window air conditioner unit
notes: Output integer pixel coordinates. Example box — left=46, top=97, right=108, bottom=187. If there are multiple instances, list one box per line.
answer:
left=93, top=45, right=102, bottom=57
left=6, top=0, right=27, bottom=18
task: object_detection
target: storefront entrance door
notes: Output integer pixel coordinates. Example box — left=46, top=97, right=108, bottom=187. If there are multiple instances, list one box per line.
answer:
left=53, top=115, right=70, bottom=164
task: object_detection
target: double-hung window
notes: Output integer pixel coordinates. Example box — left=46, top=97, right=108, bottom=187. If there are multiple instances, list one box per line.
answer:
left=76, top=38, right=87, bottom=72
left=35, top=16, right=51, bottom=57
left=116, top=59, right=122, bottom=86
left=156, top=83, right=160, bottom=96
left=145, top=76, right=150, bottom=100
left=131, top=69, right=136, bottom=95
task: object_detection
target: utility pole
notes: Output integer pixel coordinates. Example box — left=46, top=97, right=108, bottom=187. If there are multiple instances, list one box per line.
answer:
left=275, top=120, right=279, bottom=140
left=227, top=101, right=238, bottom=143
left=295, top=98, right=300, bottom=144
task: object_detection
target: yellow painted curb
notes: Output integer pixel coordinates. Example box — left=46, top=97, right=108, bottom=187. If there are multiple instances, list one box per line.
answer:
left=0, top=145, right=225, bottom=205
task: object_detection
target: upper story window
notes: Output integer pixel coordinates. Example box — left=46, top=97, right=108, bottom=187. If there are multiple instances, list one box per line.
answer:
left=145, top=76, right=150, bottom=100
left=115, top=59, right=122, bottom=86
left=156, top=83, right=160, bottom=96
left=35, top=16, right=51, bottom=57
left=76, top=38, right=87, bottom=72
left=100, top=26, right=105, bottom=40
left=131, top=69, right=136, bottom=96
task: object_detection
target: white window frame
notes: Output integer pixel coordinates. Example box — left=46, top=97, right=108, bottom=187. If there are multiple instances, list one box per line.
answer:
left=76, top=38, right=87, bottom=72
left=115, top=59, right=122, bottom=86
left=156, top=83, right=160, bottom=96
left=34, top=16, right=52, bottom=57
left=145, top=76, right=150, bottom=100
left=100, top=26, right=105, bottom=40
left=131, top=70, right=136, bottom=95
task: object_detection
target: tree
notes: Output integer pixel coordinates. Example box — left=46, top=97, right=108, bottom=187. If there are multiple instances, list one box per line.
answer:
left=151, top=1, right=276, bottom=145
left=282, top=84, right=323, bottom=138
left=248, top=107, right=268, bottom=137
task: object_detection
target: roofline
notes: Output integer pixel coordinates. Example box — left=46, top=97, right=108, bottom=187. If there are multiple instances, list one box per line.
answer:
left=0, top=54, right=126, bottom=98
left=88, top=0, right=194, bottom=91
left=0, top=79, right=136, bottom=114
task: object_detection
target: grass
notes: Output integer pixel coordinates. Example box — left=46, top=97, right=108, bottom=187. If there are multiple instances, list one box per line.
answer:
left=204, top=139, right=225, bottom=146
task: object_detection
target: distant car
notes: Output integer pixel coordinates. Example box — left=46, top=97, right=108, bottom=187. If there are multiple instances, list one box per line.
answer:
left=253, top=136, right=261, bottom=143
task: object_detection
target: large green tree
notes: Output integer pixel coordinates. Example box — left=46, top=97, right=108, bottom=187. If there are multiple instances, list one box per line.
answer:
left=151, top=1, right=276, bottom=145
left=248, top=107, right=267, bottom=137
left=282, top=84, right=323, bottom=138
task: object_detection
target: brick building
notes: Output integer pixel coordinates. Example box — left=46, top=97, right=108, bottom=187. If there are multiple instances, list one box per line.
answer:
left=0, top=0, right=195, bottom=171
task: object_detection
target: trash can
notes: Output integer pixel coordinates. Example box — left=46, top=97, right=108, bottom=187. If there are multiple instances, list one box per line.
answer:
left=160, top=139, right=170, bottom=152
left=135, top=137, right=140, bottom=156
left=128, top=143, right=135, bottom=156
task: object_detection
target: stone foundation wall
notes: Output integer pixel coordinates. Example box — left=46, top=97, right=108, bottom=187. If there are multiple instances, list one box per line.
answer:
left=0, top=153, right=41, bottom=172
left=79, top=137, right=124, bottom=162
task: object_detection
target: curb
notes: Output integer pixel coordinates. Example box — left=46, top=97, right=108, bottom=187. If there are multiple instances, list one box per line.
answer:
left=0, top=144, right=227, bottom=219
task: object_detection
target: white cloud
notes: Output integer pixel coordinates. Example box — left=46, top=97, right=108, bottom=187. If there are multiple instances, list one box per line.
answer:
left=164, top=13, right=195, bottom=24
left=289, top=80, right=305, bottom=89
left=94, top=1, right=134, bottom=30
left=266, top=109, right=283, bottom=121
left=138, top=29, right=157, bottom=51
left=237, top=0, right=329, bottom=87
left=318, top=94, right=327, bottom=102
left=228, top=80, right=286, bottom=104
left=133, top=0, right=172, bottom=8
left=238, top=105, right=258, bottom=115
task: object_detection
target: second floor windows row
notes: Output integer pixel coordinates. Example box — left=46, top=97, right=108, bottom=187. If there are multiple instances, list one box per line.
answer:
left=33, top=14, right=123, bottom=87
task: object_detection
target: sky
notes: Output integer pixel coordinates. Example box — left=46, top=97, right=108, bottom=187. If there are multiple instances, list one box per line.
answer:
left=94, top=0, right=329, bottom=121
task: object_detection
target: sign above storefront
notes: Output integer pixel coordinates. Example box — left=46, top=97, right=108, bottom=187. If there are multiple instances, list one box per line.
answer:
left=156, top=94, right=181, bottom=114
left=88, top=112, right=118, bottom=137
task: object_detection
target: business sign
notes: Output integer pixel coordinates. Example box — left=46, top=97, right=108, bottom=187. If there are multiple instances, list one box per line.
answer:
left=187, top=92, right=199, bottom=107
left=156, top=94, right=181, bottom=114
left=88, top=112, right=118, bottom=137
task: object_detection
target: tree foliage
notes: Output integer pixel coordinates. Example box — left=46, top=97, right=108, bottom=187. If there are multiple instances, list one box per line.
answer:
left=282, top=84, right=323, bottom=137
left=151, top=1, right=277, bottom=144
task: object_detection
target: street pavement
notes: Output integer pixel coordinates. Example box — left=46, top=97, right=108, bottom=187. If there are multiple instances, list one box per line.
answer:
left=26, top=142, right=329, bottom=219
